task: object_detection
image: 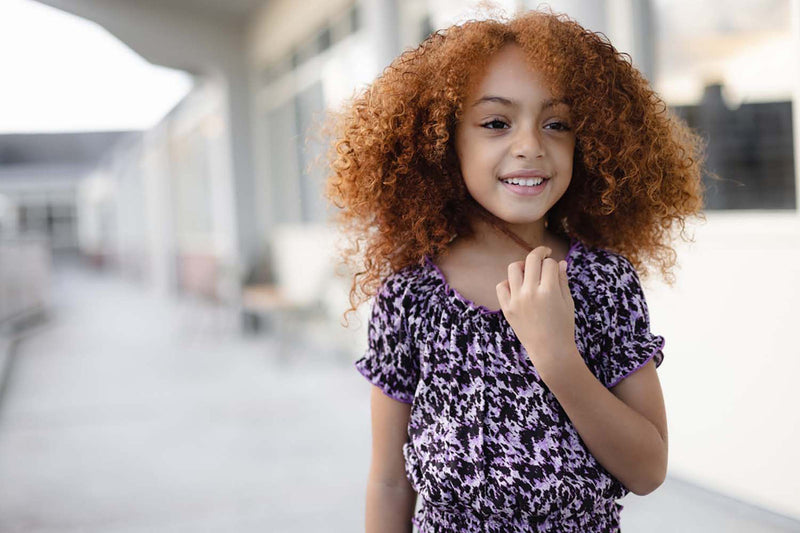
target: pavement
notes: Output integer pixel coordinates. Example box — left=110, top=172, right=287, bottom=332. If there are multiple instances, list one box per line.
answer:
left=0, top=259, right=797, bottom=532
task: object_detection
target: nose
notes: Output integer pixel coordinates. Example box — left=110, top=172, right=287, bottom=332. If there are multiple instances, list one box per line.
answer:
left=511, top=126, right=545, bottom=159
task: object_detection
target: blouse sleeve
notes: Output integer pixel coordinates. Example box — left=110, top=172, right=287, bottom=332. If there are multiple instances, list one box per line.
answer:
left=599, top=255, right=665, bottom=389
left=354, top=276, right=419, bottom=404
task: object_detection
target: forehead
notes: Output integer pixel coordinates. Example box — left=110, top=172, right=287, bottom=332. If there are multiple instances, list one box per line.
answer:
left=464, top=44, right=564, bottom=104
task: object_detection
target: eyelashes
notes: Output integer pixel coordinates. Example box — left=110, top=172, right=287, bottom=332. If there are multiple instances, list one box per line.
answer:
left=545, top=121, right=572, bottom=132
left=479, top=119, right=572, bottom=131
left=480, top=119, right=509, bottom=129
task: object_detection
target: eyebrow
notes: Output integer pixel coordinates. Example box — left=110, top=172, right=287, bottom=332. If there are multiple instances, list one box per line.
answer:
left=471, top=96, right=568, bottom=109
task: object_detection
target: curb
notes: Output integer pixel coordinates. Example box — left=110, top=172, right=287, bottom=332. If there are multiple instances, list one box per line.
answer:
left=0, top=309, right=49, bottom=409
left=0, top=334, right=16, bottom=407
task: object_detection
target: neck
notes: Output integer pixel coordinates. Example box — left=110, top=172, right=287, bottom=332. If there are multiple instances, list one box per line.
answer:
left=467, top=211, right=550, bottom=258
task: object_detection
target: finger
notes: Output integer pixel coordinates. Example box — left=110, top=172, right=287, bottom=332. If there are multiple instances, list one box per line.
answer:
left=540, top=257, right=560, bottom=289
left=507, top=261, right=524, bottom=294
left=558, top=260, right=570, bottom=300
left=523, top=246, right=552, bottom=289
left=496, top=279, right=510, bottom=308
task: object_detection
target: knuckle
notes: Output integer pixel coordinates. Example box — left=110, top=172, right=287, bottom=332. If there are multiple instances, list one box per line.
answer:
left=520, top=286, right=534, bottom=298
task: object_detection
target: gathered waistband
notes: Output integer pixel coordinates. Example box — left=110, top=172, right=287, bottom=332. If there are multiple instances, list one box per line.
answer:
left=412, top=498, right=622, bottom=533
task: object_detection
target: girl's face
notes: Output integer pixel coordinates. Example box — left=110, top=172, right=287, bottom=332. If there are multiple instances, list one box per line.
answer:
left=455, top=44, right=576, bottom=229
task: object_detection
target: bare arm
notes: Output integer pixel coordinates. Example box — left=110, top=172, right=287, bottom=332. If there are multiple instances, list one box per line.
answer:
left=496, top=247, right=668, bottom=496
left=365, top=385, right=418, bottom=532
left=538, top=353, right=668, bottom=495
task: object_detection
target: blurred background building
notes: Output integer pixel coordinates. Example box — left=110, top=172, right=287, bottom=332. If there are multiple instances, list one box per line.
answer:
left=0, top=0, right=798, bottom=531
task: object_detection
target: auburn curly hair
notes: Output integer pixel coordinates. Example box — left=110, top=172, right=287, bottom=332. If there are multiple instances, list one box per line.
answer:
left=325, top=9, right=706, bottom=323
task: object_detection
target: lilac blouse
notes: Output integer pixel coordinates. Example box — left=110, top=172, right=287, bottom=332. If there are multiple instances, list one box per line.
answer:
left=355, top=237, right=665, bottom=532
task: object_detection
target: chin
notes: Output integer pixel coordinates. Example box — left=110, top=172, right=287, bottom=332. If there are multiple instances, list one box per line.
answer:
left=496, top=212, right=548, bottom=226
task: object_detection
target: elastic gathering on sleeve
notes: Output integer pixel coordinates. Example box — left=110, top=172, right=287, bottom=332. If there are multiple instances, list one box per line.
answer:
left=600, top=256, right=666, bottom=389
left=354, top=276, right=419, bottom=404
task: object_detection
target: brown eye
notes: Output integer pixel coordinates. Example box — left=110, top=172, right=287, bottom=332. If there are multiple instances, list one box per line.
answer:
left=481, top=119, right=509, bottom=129
left=545, top=121, right=571, bottom=132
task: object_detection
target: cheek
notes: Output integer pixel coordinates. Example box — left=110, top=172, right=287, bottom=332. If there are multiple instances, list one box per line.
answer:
left=559, top=142, right=576, bottom=173
left=462, top=140, right=499, bottom=171
left=458, top=155, right=492, bottom=199
left=454, top=136, right=471, bottom=174
left=456, top=136, right=486, bottom=173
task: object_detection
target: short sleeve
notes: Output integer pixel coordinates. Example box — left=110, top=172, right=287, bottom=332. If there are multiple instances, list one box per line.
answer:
left=354, top=276, right=419, bottom=404
left=599, top=256, right=665, bottom=389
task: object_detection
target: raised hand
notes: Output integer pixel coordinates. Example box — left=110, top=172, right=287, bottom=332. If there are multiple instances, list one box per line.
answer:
left=495, top=245, right=578, bottom=372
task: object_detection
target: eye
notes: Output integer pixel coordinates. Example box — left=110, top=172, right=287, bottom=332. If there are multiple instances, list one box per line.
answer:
left=545, top=121, right=571, bottom=132
left=480, top=119, right=509, bottom=130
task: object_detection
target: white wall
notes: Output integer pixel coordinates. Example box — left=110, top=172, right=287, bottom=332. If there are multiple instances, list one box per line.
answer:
left=642, top=211, right=800, bottom=519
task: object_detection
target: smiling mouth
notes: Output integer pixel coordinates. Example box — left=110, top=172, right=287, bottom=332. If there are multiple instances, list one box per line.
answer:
left=500, top=176, right=549, bottom=187
left=499, top=177, right=549, bottom=196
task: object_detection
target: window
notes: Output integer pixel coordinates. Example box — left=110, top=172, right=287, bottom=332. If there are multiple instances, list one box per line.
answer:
left=294, top=81, right=328, bottom=223
left=652, top=0, right=796, bottom=210
left=262, top=83, right=327, bottom=225
left=260, top=2, right=360, bottom=89
left=265, top=100, right=301, bottom=224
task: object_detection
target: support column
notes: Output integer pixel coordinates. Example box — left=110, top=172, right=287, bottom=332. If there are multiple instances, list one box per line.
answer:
left=607, top=0, right=655, bottom=81
left=792, top=0, right=800, bottom=211
left=223, top=68, right=259, bottom=269
left=364, top=0, right=401, bottom=73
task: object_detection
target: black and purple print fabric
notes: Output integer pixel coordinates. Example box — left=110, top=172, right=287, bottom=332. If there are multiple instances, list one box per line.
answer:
left=355, top=237, right=665, bottom=532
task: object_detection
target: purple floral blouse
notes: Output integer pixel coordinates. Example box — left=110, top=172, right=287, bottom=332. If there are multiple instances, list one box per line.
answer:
left=355, top=237, right=665, bottom=532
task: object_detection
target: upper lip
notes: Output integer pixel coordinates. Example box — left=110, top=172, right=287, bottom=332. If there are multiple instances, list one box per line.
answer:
left=500, top=169, right=550, bottom=180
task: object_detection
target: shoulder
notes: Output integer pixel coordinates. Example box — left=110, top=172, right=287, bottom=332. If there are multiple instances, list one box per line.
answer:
left=374, top=261, right=434, bottom=314
left=370, top=262, right=438, bottom=343
left=569, top=240, right=640, bottom=297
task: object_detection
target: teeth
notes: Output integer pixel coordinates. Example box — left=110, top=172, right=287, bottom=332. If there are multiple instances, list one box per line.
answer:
left=503, top=177, right=545, bottom=186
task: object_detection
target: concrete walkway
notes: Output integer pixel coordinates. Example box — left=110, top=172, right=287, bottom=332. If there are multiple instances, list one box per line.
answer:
left=0, top=261, right=797, bottom=532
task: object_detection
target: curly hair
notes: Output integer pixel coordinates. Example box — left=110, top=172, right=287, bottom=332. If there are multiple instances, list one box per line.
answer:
left=325, top=9, right=706, bottom=323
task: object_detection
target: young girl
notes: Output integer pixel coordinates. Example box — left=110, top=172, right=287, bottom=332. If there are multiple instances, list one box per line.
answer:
left=326, top=9, right=705, bottom=533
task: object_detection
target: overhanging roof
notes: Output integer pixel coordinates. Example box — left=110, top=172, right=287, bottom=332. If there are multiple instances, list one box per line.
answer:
left=0, top=131, right=135, bottom=167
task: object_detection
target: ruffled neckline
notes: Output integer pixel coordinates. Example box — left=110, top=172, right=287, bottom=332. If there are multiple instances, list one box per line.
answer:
left=422, top=237, right=581, bottom=317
